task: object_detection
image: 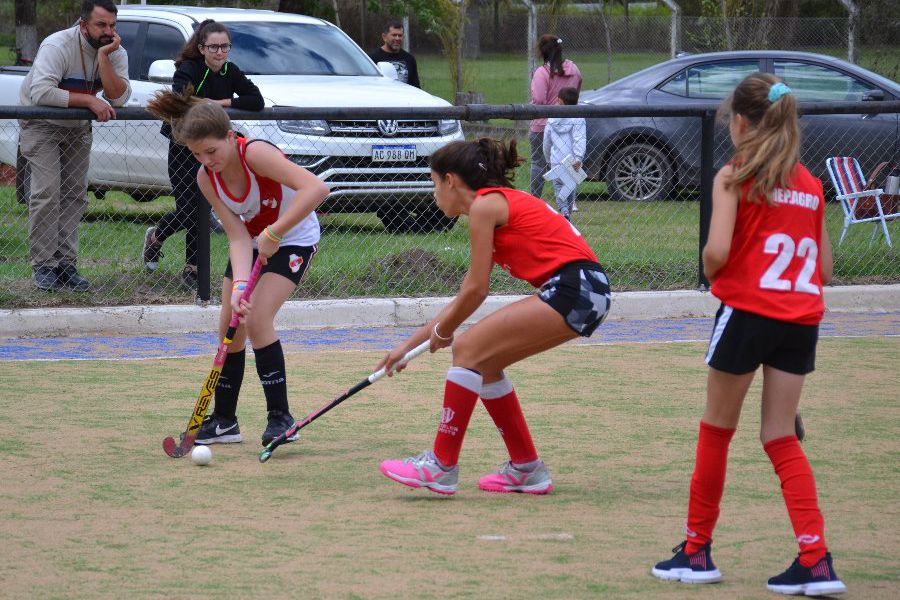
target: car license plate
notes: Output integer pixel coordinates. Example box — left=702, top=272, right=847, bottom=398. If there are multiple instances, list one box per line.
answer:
left=372, top=145, right=416, bottom=162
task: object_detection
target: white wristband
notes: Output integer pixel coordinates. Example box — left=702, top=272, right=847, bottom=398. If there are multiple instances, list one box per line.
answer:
left=432, top=323, right=453, bottom=341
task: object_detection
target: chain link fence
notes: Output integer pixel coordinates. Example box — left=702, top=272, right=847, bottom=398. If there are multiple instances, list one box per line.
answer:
left=0, top=101, right=897, bottom=309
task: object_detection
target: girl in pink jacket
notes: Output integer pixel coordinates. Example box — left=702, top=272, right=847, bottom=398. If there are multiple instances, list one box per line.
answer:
left=529, top=35, right=582, bottom=198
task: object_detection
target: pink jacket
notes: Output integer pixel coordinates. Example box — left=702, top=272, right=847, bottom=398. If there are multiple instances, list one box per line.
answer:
left=530, top=59, right=582, bottom=133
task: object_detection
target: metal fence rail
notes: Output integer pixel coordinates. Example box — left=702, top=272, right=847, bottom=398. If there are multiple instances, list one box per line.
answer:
left=0, top=101, right=897, bottom=309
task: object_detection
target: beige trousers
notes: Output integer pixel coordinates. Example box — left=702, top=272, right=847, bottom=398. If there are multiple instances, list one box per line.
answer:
left=19, top=120, right=92, bottom=268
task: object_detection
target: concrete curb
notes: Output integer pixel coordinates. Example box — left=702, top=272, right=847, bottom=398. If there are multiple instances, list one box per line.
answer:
left=1, top=284, right=897, bottom=339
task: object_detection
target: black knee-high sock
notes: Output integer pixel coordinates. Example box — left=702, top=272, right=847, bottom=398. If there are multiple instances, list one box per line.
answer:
left=214, top=349, right=245, bottom=420
left=254, top=340, right=290, bottom=414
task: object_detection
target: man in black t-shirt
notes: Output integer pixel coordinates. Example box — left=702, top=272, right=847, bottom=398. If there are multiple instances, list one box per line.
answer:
left=367, top=19, right=420, bottom=88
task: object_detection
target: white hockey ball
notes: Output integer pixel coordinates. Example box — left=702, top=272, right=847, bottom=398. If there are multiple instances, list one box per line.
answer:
left=191, top=445, right=212, bottom=466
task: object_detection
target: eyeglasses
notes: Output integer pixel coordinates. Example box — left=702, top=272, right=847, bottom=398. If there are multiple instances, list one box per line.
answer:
left=201, top=43, right=231, bottom=53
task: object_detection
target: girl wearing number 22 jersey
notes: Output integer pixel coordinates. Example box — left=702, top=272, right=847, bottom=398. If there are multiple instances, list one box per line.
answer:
left=651, top=73, right=846, bottom=596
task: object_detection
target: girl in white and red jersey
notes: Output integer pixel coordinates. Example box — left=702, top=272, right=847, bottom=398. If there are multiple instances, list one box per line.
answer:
left=651, top=73, right=846, bottom=596
left=147, top=91, right=328, bottom=448
left=376, top=138, right=611, bottom=496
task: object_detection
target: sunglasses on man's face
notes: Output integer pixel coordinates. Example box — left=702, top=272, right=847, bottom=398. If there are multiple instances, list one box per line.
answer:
left=201, top=43, right=231, bottom=53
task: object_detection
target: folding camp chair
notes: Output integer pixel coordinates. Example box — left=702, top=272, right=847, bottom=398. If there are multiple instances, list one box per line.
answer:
left=825, top=156, right=900, bottom=247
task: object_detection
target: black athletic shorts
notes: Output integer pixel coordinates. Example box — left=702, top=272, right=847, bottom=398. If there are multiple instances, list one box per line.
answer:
left=224, top=244, right=317, bottom=286
left=538, top=260, right=611, bottom=337
left=705, top=304, right=818, bottom=375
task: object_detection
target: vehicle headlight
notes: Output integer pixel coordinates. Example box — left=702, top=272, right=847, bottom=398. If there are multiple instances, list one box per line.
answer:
left=277, top=120, right=331, bottom=136
left=438, top=119, right=460, bottom=136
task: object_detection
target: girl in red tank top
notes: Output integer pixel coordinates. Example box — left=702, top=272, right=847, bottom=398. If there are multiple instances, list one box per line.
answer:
left=376, top=138, right=610, bottom=496
left=651, top=74, right=845, bottom=595
left=148, top=91, right=329, bottom=448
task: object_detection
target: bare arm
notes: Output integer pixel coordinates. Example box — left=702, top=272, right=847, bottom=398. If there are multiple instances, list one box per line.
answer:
left=702, top=166, right=740, bottom=281
left=376, top=192, right=507, bottom=374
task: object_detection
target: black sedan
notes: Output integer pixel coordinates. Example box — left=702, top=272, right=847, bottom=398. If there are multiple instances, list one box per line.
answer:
left=581, top=51, right=899, bottom=201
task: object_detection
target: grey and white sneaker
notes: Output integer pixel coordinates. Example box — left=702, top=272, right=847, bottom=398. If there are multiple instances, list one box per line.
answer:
left=478, top=460, right=554, bottom=494
left=194, top=413, right=242, bottom=444
left=380, top=450, right=459, bottom=495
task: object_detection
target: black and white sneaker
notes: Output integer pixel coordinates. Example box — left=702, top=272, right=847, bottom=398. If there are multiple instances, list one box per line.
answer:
left=652, top=541, right=723, bottom=584
left=261, top=409, right=299, bottom=446
left=767, top=553, right=846, bottom=596
left=143, top=227, right=162, bottom=271
left=194, top=413, right=242, bottom=445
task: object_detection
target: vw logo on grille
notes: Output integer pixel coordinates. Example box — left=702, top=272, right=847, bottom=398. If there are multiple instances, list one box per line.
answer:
left=377, top=119, right=400, bottom=136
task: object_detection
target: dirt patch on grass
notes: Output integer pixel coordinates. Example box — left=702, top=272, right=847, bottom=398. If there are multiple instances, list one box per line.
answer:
left=355, top=248, right=466, bottom=293
left=0, top=164, right=16, bottom=186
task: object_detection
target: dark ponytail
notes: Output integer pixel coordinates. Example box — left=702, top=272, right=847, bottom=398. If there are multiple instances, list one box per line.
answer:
left=429, top=138, right=522, bottom=190
left=537, top=34, right=564, bottom=77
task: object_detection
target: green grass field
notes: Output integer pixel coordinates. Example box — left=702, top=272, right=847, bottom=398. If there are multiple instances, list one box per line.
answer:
left=0, top=337, right=897, bottom=597
left=1, top=182, right=898, bottom=308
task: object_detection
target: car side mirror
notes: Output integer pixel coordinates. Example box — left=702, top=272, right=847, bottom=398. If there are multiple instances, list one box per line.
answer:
left=148, top=59, right=176, bottom=84
left=377, top=61, right=399, bottom=80
left=862, top=89, right=885, bottom=101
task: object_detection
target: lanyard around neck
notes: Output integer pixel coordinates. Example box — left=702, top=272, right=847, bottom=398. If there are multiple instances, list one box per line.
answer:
left=79, top=36, right=97, bottom=94
left=196, top=61, right=228, bottom=95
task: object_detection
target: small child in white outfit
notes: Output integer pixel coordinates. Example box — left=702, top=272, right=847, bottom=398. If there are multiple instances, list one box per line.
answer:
left=542, top=87, right=585, bottom=219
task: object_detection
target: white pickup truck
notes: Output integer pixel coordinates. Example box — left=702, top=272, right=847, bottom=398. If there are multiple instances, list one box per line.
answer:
left=0, top=5, right=463, bottom=232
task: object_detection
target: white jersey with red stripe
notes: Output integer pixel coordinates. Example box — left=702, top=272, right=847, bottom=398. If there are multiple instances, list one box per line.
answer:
left=208, top=138, right=320, bottom=247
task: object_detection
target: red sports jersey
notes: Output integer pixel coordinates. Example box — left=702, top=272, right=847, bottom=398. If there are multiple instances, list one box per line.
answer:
left=208, top=137, right=320, bottom=247
left=710, top=164, right=826, bottom=325
left=475, top=187, right=599, bottom=287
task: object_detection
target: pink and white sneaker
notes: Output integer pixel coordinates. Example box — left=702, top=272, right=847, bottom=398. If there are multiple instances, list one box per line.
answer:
left=380, top=450, right=459, bottom=495
left=478, top=460, right=554, bottom=494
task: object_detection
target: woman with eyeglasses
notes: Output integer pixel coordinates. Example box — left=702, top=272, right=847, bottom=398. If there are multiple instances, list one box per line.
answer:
left=142, top=19, right=264, bottom=289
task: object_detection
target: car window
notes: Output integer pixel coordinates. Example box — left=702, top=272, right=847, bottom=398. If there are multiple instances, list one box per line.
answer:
left=141, top=24, right=185, bottom=80
left=660, top=61, right=759, bottom=99
left=115, top=20, right=141, bottom=80
left=224, top=22, right=380, bottom=76
left=773, top=61, right=875, bottom=101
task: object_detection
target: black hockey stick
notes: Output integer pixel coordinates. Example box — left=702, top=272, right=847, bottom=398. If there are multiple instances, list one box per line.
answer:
left=259, top=340, right=431, bottom=463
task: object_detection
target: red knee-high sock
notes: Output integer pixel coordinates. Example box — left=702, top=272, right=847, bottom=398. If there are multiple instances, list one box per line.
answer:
left=764, top=435, right=828, bottom=566
left=480, top=374, right=538, bottom=464
left=432, top=367, right=482, bottom=467
left=685, top=421, right=736, bottom=554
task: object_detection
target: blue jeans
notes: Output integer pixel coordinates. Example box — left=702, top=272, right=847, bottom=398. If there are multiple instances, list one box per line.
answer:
left=551, top=179, right=576, bottom=218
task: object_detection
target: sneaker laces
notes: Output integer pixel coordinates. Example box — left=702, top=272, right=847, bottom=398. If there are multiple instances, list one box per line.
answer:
left=406, top=450, right=437, bottom=466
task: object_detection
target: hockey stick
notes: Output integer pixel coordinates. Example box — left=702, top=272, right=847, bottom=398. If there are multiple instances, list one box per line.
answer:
left=163, top=258, right=264, bottom=458
left=259, top=340, right=432, bottom=463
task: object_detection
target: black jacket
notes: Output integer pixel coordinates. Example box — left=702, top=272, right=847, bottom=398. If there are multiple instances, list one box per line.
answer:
left=162, top=58, right=264, bottom=137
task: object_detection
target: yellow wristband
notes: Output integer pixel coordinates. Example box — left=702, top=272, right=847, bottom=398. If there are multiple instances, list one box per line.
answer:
left=264, top=226, right=283, bottom=242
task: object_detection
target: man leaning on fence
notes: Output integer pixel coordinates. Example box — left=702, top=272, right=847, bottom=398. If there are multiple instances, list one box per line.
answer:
left=18, top=0, right=130, bottom=292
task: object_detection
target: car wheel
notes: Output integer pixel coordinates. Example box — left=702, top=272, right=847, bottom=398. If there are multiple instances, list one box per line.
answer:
left=606, top=142, right=674, bottom=202
left=15, top=145, right=29, bottom=205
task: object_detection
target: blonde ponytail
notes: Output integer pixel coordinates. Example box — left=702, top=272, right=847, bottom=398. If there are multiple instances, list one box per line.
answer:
left=721, top=73, right=800, bottom=204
